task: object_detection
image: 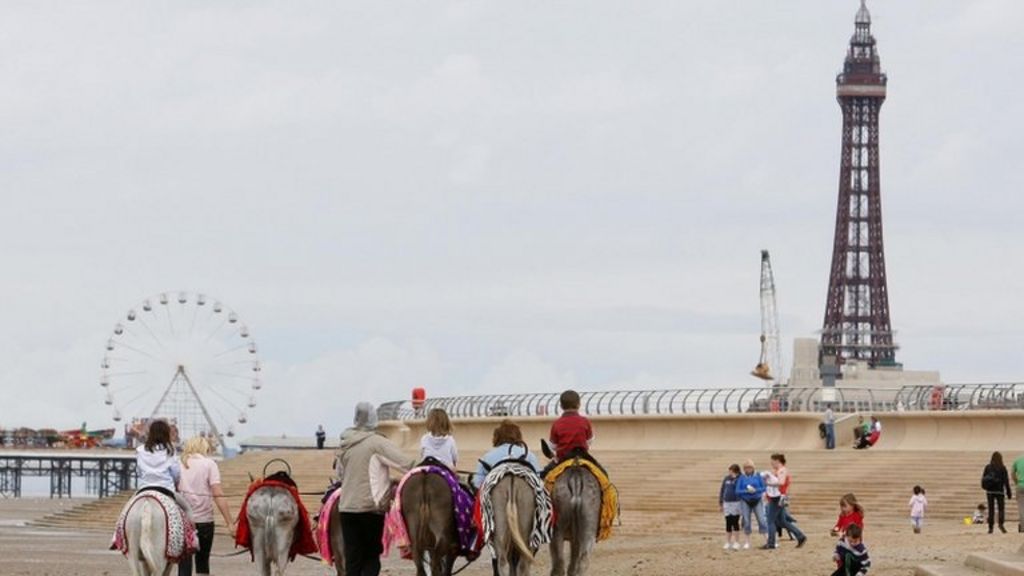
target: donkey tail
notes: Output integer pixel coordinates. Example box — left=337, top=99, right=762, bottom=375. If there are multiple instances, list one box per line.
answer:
left=506, top=479, right=533, bottom=560
left=570, top=468, right=585, bottom=536
left=264, top=504, right=276, bottom=569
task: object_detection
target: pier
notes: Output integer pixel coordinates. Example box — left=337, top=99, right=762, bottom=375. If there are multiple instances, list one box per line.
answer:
left=0, top=451, right=136, bottom=499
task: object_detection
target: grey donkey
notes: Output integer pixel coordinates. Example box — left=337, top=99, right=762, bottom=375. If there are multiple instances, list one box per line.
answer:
left=490, top=474, right=539, bottom=576
left=402, top=472, right=460, bottom=576
left=245, top=485, right=299, bottom=576
left=549, top=464, right=601, bottom=576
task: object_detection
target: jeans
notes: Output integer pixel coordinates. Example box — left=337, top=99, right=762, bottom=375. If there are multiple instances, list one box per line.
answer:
left=340, top=512, right=385, bottom=576
left=178, top=522, right=214, bottom=576
left=766, top=497, right=804, bottom=547
left=740, top=499, right=767, bottom=535
left=986, top=492, right=1006, bottom=529
left=825, top=423, right=835, bottom=450
left=1018, top=491, right=1024, bottom=531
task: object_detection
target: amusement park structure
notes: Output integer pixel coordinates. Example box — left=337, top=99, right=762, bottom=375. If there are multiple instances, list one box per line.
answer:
left=100, top=291, right=261, bottom=450
left=821, top=0, right=897, bottom=367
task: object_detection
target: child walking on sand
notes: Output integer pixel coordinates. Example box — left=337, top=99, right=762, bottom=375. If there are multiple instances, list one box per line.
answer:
left=909, top=486, right=927, bottom=534
left=719, top=464, right=742, bottom=550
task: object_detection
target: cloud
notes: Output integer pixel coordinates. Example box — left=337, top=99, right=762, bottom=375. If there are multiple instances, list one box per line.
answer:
left=1, top=1, right=1023, bottom=435
left=481, top=350, right=577, bottom=394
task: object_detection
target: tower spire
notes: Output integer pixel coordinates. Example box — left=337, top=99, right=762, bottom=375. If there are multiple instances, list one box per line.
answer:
left=821, top=1, right=897, bottom=366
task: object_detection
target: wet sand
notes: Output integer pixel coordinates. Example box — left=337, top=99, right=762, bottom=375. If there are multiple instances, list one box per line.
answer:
left=1, top=498, right=1019, bottom=575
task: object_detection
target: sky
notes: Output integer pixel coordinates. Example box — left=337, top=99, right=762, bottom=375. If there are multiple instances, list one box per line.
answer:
left=1, top=1, right=1022, bottom=438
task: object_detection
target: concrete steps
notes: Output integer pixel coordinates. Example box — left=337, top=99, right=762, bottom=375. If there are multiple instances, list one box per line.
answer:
left=28, top=448, right=1021, bottom=536
left=918, top=545, right=1024, bottom=576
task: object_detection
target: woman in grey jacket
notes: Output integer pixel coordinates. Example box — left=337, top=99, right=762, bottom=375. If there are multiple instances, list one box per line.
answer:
left=335, top=402, right=415, bottom=576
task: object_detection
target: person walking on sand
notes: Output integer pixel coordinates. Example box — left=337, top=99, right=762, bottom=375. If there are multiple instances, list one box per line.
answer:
left=177, top=436, right=235, bottom=576
left=981, top=451, right=1013, bottom=534
left=909, top=485, right=927, bottom=534
left=1013, top=453, right=1024, bottom=533
left=761, top=453, right=806, bottom=550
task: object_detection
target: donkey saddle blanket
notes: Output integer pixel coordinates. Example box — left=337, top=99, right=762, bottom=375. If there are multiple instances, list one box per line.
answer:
left=235, top=473, right=318, bottom=560
left=478, top=461, right=553, bottom=557
left=382, top=465, right=479, bottom=560
left=544, top=458, right=619, bottom=542
left=110, top=491, right=198, bottom=562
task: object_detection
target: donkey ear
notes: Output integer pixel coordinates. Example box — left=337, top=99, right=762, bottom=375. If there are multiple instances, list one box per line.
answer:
left=248, top=472, right=254, bottom=483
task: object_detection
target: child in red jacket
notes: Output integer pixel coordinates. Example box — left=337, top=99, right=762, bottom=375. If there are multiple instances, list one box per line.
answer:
left=541, top=390, right=605, bottom=477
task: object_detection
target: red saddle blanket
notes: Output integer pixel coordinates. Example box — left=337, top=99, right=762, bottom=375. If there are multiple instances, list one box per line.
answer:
left=235, top=478, right=318, bottom=560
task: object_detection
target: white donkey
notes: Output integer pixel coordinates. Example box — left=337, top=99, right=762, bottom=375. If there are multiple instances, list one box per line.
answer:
left=123, top=496, right=173, bottom=576
left=245, top=484, right=300, bottom=576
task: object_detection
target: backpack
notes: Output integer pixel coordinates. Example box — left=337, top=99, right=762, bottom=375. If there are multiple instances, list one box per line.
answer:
left=981, top=467, right=1000, bottom=492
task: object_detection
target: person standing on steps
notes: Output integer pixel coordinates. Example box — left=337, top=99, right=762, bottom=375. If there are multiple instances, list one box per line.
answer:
left=823, top=404, right=836, bottom=450
left=1012, top=453, right=1024, bottom=533
left=981, top=451, right=1013, bottom=534
left=316, top=424, right=327, bottom=450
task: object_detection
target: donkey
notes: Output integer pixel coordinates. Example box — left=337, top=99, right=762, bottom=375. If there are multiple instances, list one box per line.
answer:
left=326, top=500, right=345, bottom=576
left=490, top=474, right=538, bottom=576
left=123, top=497, right=173, bottom=576
left=246, top=484, right=300, bottom=576
left=402, top=472, right=460, bottom=576
left=549, top=464, right=602, bottom=576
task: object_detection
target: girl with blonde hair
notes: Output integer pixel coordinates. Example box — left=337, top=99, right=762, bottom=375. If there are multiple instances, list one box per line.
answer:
left=177, top=435, right=235, bottom=576
left=420, top=408, right=458, bottom=470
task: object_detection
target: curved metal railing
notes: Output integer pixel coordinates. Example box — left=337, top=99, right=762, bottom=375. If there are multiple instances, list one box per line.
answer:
left=377, top=382, right=1024, bottom=421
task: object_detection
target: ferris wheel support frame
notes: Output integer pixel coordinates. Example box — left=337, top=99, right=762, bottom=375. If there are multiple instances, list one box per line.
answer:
left=150, top=365, right=226, bottom=450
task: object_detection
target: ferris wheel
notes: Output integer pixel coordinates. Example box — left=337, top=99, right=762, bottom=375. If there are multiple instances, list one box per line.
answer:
left=100, top=291, right=262, bottom=446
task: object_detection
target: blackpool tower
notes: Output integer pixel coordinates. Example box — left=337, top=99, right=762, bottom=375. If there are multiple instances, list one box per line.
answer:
left=821, top=0, right=897, bottom=366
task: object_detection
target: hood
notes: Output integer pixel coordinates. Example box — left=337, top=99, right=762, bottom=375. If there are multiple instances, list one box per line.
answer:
left=338, top=428, right=376, bottom=449
left=136, top=445, right=173, bottom=467
left=421, top=435, right=451, bottom=451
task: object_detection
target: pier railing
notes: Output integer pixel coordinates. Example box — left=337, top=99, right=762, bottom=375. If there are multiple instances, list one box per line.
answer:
left=377, top=382, right=1024, bottom=421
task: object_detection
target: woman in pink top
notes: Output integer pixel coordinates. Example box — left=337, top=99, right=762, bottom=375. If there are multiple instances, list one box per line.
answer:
left=177, top=436, right=235, bottom=576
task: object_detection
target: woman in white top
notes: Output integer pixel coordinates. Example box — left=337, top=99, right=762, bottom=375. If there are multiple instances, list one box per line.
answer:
left=420, top=409, right=458, bottom=470
left=177, top=436, right=234, bottom=576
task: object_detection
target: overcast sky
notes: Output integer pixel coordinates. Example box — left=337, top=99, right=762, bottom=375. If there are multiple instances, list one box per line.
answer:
left=1, top=1, right=1022, bottom=437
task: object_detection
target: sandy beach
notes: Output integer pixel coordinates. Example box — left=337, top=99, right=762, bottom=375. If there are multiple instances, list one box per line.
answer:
left=2, top=498, right=1020, bottom=575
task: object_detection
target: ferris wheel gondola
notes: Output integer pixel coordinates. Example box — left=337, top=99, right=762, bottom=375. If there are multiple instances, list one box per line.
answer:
left=100, top=291, right=262, bottom=448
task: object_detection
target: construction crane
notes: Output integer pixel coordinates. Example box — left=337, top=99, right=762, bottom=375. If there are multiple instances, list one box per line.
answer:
left=751, top=249, right=783, bottom=384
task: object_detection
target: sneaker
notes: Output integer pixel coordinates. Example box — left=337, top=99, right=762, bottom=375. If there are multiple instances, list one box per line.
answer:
left=760, top=544, right=776, bottom=550
left=999, top=525, right=1007, bottom=533
left=723, top=543, right=731, bottom=550
left=731, top=542, right=741, bottom=550
left=742, top=542, right=750, bottom=550
left=796, top=537, right=807, bottom=548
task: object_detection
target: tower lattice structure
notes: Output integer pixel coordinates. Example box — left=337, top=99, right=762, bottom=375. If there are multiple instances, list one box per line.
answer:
left=822, top=0, right=897, bottom=366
